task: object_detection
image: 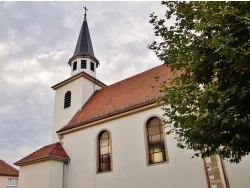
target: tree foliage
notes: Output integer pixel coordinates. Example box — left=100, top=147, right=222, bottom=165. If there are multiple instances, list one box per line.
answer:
left=149, top=1, right=250, bottom=163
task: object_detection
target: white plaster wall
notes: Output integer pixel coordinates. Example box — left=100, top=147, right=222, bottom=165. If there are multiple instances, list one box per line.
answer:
left=18, top=161, right=50, bottom=188
left=52, top=76, right=103, bottom=142
left=0, top=176, right=6, bottom=188
left=18, top=160, right=64, bottom=188
left=70, top=58, right=98, bottom=78
left=224, top=156, right=250, bottom=188
left=62, top=106, right=207, bottom=188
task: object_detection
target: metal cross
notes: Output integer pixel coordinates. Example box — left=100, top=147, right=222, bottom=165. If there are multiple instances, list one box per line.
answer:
left=83, top=6, right=88, bottom=18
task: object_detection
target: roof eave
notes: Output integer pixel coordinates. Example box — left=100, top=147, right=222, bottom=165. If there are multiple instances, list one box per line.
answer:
left=57, top=100, right=160, bottom=135
left=15, top=156, right=70, bottom=166
left=68, top=54, right=99, bottom=66
left=0, top=173, right=19, bottom=177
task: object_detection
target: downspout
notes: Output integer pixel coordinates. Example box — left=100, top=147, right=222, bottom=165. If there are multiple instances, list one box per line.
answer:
left=62, top=161, right=68, bottom=188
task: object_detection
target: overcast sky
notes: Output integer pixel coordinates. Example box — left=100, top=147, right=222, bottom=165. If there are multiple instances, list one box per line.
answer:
left=0, top=1, right=169, bottom=168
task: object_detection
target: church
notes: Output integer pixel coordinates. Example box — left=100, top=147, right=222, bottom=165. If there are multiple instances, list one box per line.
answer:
left=15, top=10, right=250, bottom=188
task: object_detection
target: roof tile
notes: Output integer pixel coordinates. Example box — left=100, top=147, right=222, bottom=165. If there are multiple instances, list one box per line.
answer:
left=15, top=142, right=70, bottom=166
left=0, top=160, right=19, bottom=176
left=58, top=64, right=175, bottom=133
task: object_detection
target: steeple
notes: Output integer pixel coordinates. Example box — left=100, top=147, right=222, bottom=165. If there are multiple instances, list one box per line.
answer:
left=68, top=7, right=99, bottom=77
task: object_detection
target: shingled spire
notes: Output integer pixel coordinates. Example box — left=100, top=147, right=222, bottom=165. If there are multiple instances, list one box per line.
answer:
left=68, top=7, right=99, bottom=78
left=73, top=17, right=96, bottom=58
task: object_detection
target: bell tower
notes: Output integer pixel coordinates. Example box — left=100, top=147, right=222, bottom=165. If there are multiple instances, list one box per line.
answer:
left=68, top=6, right=99, bottom=78
left=51, top=7, right=105, bottom=142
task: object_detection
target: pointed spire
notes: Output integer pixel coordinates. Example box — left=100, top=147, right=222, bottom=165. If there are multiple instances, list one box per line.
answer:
left=69, top=6, right=98, bottom=64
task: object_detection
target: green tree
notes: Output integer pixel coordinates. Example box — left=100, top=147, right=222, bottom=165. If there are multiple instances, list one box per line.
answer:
left=150, top=1, right=250, bottom=163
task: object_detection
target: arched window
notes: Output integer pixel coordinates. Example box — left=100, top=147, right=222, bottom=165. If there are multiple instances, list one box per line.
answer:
left=64, top=91, right=71, bottom=108
left=146, top=117, right=167, bottom=164
left=98, top=130, right=111, bottom=172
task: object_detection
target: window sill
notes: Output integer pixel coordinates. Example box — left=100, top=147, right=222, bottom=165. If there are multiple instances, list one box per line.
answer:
left=147, top=160, right=169, bottom=167
left=97, top=170, right=113, bottom=174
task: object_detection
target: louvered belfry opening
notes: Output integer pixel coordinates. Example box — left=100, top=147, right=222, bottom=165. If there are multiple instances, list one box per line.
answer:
left=64, top=91, right=71, bottom=108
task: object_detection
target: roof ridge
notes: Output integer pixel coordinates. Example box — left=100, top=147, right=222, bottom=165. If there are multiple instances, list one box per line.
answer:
left=49, top=142, right=60, bottom=156
left=16, top=143, right=55, bottom=163
left=15, top=142, right=70, bottom=166
left=107, top=64, right=164, bottom=88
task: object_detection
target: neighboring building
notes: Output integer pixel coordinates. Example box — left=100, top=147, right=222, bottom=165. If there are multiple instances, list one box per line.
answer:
left=0, top=160, right=18, bottom=188
left=15, top=11, right=250, bottom=188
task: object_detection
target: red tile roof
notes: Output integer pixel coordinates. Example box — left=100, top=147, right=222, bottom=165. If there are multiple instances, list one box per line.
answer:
left=58, top=64, right=175, bottom=133
left=0, top=160, right=19, bottom=177
left=15, top=142, right=70, bottom=166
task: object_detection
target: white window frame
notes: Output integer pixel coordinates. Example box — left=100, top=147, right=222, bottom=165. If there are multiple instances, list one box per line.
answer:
left=7, top=178, right=18, bottom=187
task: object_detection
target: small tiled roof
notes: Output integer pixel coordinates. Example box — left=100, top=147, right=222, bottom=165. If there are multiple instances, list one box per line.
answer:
left=15, top=142, right=70, bottom=166
left=58, top=64, right=175, bottom=133
left=0, top=160, right=19, bottom=177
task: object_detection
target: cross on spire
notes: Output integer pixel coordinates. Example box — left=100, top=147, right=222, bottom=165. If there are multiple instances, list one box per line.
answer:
left=83, top=6, right=88, bottom=18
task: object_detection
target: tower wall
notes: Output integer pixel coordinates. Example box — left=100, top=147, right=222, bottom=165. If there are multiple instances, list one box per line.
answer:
left=52, top=76, right=103, bottom=142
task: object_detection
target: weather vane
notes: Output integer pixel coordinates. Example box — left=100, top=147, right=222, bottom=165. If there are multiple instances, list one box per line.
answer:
left=83, top=6, right=88, bottom=18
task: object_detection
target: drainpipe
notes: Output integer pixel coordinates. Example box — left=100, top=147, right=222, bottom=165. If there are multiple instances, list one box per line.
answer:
left=62, top=161, right=68, bottom=188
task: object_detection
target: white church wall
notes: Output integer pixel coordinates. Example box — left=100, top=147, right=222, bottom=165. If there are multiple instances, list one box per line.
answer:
left=18, top=161, right=50, bottom=188
left=61, top=106, right=207, bottom=188
left=62, top=128, right=96, bottom=188
left=52, top=76, right=102, bottom=142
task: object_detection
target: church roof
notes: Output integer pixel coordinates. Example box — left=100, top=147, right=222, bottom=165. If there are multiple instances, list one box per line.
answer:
left=15, top=142, right=70, bottom=166
left=58, top=64, right=175, bottom=133
left=0, top=160, right=19, bottom=177
left=69, top=16, right=98, bottom=64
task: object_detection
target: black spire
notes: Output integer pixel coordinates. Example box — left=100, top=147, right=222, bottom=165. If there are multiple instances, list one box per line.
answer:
left=69, top=7, right=98, bottom=64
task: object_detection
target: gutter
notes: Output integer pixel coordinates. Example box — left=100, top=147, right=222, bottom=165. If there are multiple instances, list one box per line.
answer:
left=0, top=173, right=19, bottom=177
left=57, top=102, right=158, bottom=136
left=15, top=156, right=70, bottom=166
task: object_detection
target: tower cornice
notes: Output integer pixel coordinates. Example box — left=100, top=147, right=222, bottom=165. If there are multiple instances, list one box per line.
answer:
left=68, top=54, right=99, bottom=67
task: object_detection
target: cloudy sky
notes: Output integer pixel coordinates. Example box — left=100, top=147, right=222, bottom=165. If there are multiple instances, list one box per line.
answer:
left=0, top=1, right=169, bottom=168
